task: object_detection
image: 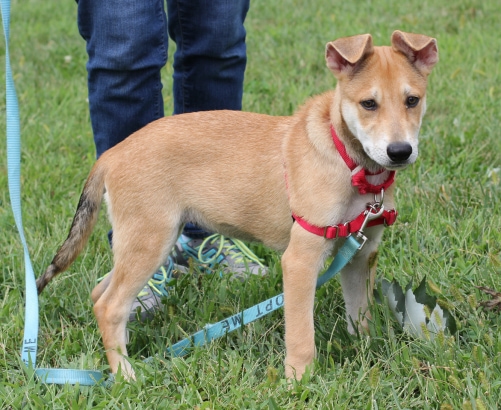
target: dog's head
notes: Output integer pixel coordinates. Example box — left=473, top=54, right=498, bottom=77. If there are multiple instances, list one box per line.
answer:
left=326, top=30, right=438, bottom=170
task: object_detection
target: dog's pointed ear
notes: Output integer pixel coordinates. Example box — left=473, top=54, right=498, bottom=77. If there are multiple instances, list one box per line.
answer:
left=391, top=30, right=438, bottom=75
left=326, top=34, right=373, bottom=78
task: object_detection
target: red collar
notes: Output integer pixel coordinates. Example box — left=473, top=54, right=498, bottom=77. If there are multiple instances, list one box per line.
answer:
left=331, top=126, right=395, bottom=195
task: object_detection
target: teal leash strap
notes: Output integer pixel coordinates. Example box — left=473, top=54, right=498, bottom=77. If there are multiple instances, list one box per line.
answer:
left=166, top=235, right=361, bottom=358
left=315, top=235, right=361, bottom=289
left=1, top=0, right=104, bottom=386
left=1, top=0, right=39, bottom=370
left=164, top=292, right=286, bottom=358
left=34, top=369, right=105, bottom=386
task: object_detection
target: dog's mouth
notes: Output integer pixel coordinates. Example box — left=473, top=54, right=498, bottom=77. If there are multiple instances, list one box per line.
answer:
left=385, top=161, right=411, bottom=171
left=366, top=157, right=412, bottom=173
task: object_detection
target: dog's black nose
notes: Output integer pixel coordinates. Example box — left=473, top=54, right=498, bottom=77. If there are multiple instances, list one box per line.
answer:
left=387, top=142, right=412, bottom=162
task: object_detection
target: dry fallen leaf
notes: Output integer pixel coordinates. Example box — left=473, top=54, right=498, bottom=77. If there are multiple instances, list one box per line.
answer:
left=476, top=286, right=501, bottom=311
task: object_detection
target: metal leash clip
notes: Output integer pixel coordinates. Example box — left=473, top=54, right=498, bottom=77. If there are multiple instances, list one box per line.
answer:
left=354, top=189, right=385, bottom=250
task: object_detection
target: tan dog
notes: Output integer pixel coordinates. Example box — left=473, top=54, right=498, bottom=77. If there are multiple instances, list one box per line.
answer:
left=37, top=30, right=438, bottom=380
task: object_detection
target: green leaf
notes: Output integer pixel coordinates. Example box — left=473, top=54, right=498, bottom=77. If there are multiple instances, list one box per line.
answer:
left=377, top=277, right=457, bottom=339
left=379, top=278, right=405, bottom=326
left=403, top=286, right=429, bottom=338
left=414, top=277, right=437, bottom=310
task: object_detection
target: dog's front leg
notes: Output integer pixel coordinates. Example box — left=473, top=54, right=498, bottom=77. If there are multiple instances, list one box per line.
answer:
left=282, top=223, right=333, bottom=380
left=339, top=226, right=384, bottom=334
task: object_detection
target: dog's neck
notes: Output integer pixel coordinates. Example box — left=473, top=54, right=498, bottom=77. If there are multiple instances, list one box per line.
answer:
left=330, top=124, right=395, bottom=195
left=330, top=96, right=384, bottom=175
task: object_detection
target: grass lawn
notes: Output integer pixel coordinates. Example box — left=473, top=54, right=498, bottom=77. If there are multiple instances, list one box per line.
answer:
left=1, top=0, right=501, bottom=408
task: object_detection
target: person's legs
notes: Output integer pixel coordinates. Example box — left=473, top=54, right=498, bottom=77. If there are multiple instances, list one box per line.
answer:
left=77, top=0, right=168, bottom=157
left=167, top=0, right=249, bottom=115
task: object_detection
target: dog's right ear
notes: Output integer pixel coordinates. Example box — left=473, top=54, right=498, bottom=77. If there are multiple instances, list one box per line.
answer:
left=391, top=30, right=438, bottom=76
left=325, top=34, right=373, bottom=78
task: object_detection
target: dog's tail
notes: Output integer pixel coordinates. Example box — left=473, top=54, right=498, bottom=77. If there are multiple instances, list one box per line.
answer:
left=36, top=164, right=106, bottom=294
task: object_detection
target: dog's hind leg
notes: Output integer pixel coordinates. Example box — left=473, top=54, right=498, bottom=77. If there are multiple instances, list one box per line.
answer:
left=91, top=270, right=112, bottom=304
left=92, top=217, right=180, bottom=378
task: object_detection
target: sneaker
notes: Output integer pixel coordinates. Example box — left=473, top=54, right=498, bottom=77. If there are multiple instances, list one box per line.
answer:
left=172, top=233, right=267, bottom=278
left=97, top=257, right=187, bottom=322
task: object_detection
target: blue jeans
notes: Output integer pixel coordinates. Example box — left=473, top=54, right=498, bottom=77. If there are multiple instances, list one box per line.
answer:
left=77, top=0, right=249, bottom=157
left=77, top=0, right=249, bottom=238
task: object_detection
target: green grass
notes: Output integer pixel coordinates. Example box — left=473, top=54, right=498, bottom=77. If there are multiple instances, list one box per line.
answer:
left=1, top=0, right=501, bottom=408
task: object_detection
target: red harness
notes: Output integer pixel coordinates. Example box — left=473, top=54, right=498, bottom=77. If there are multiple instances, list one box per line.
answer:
left=291, top=126, right=398, bottom=239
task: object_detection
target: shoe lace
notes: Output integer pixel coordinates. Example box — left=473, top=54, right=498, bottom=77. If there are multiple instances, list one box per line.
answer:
left=197, top=233, right=265, bottom=267
left=140, top=264, right=171, bottom=297
left=99, top=263, right=172, bottom=299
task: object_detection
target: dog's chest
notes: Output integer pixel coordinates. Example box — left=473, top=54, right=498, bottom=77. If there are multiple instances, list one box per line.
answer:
left=338, top=171, right=394, bottom=224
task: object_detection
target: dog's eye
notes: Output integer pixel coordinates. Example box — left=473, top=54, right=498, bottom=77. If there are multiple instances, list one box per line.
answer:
left=360, top=100, right=377, bottom=111
left=406, top=96, right=420, bottom=108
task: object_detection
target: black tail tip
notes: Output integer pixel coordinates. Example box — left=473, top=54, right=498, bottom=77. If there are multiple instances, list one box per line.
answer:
left=36, top=265, right=56, bottom=295
left=36, top=277, right=46, bottom=295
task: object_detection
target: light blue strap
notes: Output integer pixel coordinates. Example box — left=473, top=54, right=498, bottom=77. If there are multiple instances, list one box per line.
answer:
left=166, top=292, right=285, bottom=358
left=1, top=0, right=39, bottom=369
left=1, top=0, right=105, bottom=386
left=316, top=235, right=361, bottom=288
left=167, top=235, right=361, bottom=357
left=34, top=369, right=105, bottom=386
